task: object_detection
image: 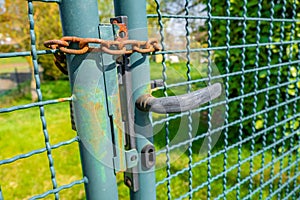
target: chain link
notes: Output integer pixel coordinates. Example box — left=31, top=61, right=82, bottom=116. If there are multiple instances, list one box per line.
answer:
left=44, top=36, right=161, bottom=55
left=44, top=36, right=160, bottom=74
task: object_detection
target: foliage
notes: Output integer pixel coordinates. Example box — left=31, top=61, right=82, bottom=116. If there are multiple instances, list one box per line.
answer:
left=39, top=54, right=65, bottom=80
left=207, top=0, right=300, bottom=146
left=0, top=0, right=114, bottom=80
left=0, top=0, right=64, bottom=80
left=146, top=0, right=300, bottom=149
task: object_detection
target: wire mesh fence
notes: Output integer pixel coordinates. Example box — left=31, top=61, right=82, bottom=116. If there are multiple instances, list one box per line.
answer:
left=0, top=1, right=85, bottom=199
left=0, top=0, right=299, bottom=199
left=149, top=0, right=300, bottom=199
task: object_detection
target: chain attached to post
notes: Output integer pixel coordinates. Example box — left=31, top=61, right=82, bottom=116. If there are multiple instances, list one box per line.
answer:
left=44, top=36, right=160, bottom=74
left=44, top=16, right=161, bottom=193
left=45, top=37, right=160, bottom=55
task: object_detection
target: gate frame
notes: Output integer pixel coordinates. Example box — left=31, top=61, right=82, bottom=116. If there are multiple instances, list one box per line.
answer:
left=59, top=0, right=156, bottom=199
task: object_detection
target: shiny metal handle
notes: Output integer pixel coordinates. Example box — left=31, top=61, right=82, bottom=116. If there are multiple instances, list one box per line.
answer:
left=136, top=83, right=222, bottom=114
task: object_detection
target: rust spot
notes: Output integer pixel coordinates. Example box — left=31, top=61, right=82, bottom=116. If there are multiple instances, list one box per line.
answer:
left=117, top=125, right=125, bottom=171
left=57, top=97, right=68, bottom=102
left=111, top=19, right=128, bottom=41
left=111, top=93, right=126, bottom=172
left=94, top=102, right=103, bottom=111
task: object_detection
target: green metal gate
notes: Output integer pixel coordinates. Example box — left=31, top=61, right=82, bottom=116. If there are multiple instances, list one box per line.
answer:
left=0, top=0, right=299, bottom=199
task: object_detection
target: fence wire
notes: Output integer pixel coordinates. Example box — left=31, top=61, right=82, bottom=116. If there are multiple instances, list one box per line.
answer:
left=150, top=0, right=300, bottom=199
left=1, top=0, right=300, bottom=200
left=0, top=1, right=85, bottom=199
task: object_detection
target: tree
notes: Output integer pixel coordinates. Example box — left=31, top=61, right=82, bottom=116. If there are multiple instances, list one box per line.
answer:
left=0, top=0, right=114, bottom=100
left=147, top=0, right=300, bottom=146
left=0, top=1, right=63, bottom=100
left=208, top=1, right=300, bottom=144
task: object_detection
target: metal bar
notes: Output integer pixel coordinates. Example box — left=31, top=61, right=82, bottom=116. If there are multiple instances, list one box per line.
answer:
left=146, top=14, right=300, bottom=23
left=249, top=0, right=262, bottom=195
left=153, top=78, right=299, bottom=127
left=176, top=146, right=300, bottom=200
left=0, top=137, right=78, bottom=165
left=276, top=2, right=288, bottom=198
left=156, top=125, right=300, bottom=188
left=113, top=0, right=156, bottom=199
left=243, top=162, right=300, bottom=200
left=2, top=39, right=299, bottom=58
left=282, top=1, right=297, bottom=196
left=259, top=2, right=275, bottom=199
left=0, top=97, right=71, bottom=114
left=98, top=24, right=126, bottom=173
left=270, top=160, right=300, bottom=199
left=183, top=1, right=193, bottom=199
left=281, top=177, right=300, bottom=200
left=152, top=40, right=300, bottom=54
left=59, top=1, right=118, bottom=199
left=29, top=178, right=87, bottom=200
left=159, top=59, right=300, bottom=90
left=156, top=102, right=300, bottom=156
left=235, top=0, right=247, bottom=198
left=152, top=0, right=172, bottom=199
left=0, top=50, right=56, bottom=58
left=27, top=1, right=59, bottom=199
left=206, top=0, right=213, bottom=198
left=222, top=1, right=231, bottom=198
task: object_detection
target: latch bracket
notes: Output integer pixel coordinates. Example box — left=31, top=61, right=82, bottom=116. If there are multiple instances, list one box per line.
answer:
left=109, top=16, right=140, bottom=192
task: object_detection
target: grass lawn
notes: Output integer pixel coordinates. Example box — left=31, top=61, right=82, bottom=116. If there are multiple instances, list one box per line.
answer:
left=0, top=80, right=85, bottom=199
left=0, top=57, right=30, bottom=73
left=0, top=60, right=299, bottom=199
left=0, top=57, right=28, bottom=65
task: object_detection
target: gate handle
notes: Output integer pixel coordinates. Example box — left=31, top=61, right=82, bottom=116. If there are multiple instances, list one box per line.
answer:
left=136, top=83, right=222, bottom=114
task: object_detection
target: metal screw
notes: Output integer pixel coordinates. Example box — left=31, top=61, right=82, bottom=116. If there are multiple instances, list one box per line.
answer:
left=125, top=177, right=132, bottom=187
left=119, top=31, right=126, bottom=38
left=131, top=155, right=137, bottom=161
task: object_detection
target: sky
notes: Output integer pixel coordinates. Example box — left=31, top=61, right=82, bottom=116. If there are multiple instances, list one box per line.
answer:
left=0, top=0, right=5, bottom=15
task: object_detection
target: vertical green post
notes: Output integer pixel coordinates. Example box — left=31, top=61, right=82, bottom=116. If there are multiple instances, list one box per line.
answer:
left=59, top=1, right=118, bottom=199
left=113, top=0, right=156, bottom=199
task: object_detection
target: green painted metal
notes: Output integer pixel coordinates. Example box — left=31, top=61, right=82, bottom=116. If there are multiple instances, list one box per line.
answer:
left=0, top=1, right=86, bottom=199
left=1, top=0, right=300, bottom=199
left=152, top=1, right=300, bottom=200
left=113, top=0, right=156, bottom=199
left=59, top=1, right=118, bottom=199
left=98, top=24, right=127, bottom=173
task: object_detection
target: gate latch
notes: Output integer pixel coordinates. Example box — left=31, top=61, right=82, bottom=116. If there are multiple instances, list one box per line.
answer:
left=136, top=83, right=222, bottom=114
left=43, top=15, right=222, bottom=193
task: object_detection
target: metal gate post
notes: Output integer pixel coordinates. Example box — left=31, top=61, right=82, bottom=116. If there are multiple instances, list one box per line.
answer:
left=59, top=1, right=118, bottom=199
left=113, top=0, right=156, bottom=199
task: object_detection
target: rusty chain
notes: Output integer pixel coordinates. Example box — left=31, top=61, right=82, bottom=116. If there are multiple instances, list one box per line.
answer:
left=44, top=36, right=161, bottom=75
